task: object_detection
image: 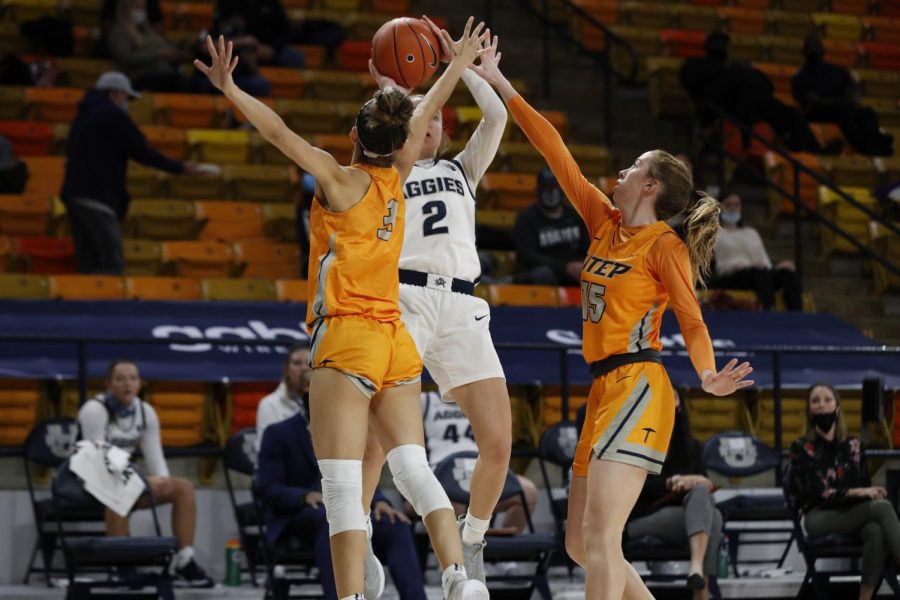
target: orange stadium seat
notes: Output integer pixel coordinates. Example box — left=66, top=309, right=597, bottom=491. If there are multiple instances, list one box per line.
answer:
left=257, top=67, right=306, bottom=99
left=56, top=58, right=117, bottom=89
left=195, top=201, right=265, bottom=242
left=480, top=173, right=537, bottom=210
left=276, top=279, right=308, bottom=302
left=0, top=195, right=51, bottom=236
left=751, top=62, right=794, bottom=96
left=293, top=45, right=326, bottom=70
left=825, top=156, right=878, bottom=188
left=313, top=134, right=354, bottom=165
left=162, top=240, right=234, bottom=278
left=123, top=238, right=163, bottom=276
left=542, top=392, right=589, bottom=429
left=141, top=126, right=188, bottom=161
left=321, top=0, right=360, bottom=10
left=764, top=151, right=823, bottom=215
left=171, top=2, right=214, bottom=30
left=488, top=284, right=561, bottom=307
left=125, top=199, right=199, bottom=240
left=735, top=0, right=773, bottom=9
left=780, top=0, right=821, bottom=12
left=0, top=234, right=10, bottom=267
left=14, top=236, right=76, bottom=274
left=860, top=41, right=900, bottom=70
left=147, top=382, right=207, bottom=447
left=862, top=16, right=900, bottom=44
left=154, top=94, right=221, bottom=128
left=723, top=120, right=775, bottom=160
left=234, top=240, right=301, bottom=279
left=369, top=0, right=410, bottom=13
left=230, top=382, right=271, bottom=433
left=202, top=278, right=278, bottom=302
left=48, top=275, right=126, bottom=300
left=22, top=157, right=65, bottom=196
left=821, top=39, right=860, bottom=68
left=225, top=164, right=299, bottom=203
left=717, top=7, right=766, bottom=35
left=125, top=276, right=203, bottom=300
left=660, top=29, right=706, bottom=58
left=0, top=379, right=41, bottom=446
left=830, top=0, right=870, bottom=16
left=338, top=39, right=373, bottom=72
left=0, top=273, right=50, bottom=298
left=24, top=88, right=83, bottom=123
left=0, top=121, right=52, bottom=156
left=262, top=203, right=297, bottom=242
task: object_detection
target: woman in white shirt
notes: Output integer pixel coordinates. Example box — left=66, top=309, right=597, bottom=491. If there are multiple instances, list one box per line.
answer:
left=713, top=191, right=802, bottom=310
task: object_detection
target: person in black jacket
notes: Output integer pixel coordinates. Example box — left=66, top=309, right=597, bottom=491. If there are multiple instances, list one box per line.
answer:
left=513, top=167, right=589, bottom=285
left=625, top=390, right=723, bottom=600
left=60, top=72, right=204, bottom=274
left=791, top=33, right=894, bottom=157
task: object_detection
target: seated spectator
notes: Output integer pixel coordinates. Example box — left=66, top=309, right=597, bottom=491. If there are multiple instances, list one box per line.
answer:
left=625, top=390, right=723, bottom=600
left=681, top=32, right=841, bottom=156
left=77, top=359, right=214, bottom=588
left=213, top=0, right=305, bottom=68
left=256, top=412, right=427, bottom=600
left=792, top=33, right=894, bottom=157
left=422, top=391, right=538, bottom=534
left=789, top=383, right=900, bottom=600
left=514, top=167, right=589, bottom=286
left=713, top=191, right=802, bottom=311
left=256, top=341, right=311, bottom=449
left=0, top=135, right=27, bottom=193
left=107, top=0, right=195, bottom=92
left=61, top=72, right=203, bottom=275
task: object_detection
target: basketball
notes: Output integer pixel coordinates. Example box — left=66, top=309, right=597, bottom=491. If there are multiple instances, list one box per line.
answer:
left=371, top=17, right=441, bottom=90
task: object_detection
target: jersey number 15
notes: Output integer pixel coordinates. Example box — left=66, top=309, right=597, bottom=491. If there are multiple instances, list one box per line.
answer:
left=581, top=281, right=607, bottom=322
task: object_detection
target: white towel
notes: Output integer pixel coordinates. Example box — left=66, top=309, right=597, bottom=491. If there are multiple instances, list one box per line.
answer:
left=69, top=440, right=145, bottom=517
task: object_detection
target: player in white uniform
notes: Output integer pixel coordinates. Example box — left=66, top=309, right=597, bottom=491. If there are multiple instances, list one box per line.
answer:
left=77, top=359, right=214, bottom=587
left=370, top=27, right=510, bottom=583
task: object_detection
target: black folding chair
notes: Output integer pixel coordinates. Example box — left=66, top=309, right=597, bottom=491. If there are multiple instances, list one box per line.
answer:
left=52, top=457, right=177, bottom=599
left=434, top=450, right=555, bottom=600
left=23, top=417, right=105, bottom=585
left=704, top=430, right=794, bottom=576
left=783, top=463, right=900, bottom=600
left=622, top=532, right=723, bottom=600
left=223, top=427, right=266, bottom=586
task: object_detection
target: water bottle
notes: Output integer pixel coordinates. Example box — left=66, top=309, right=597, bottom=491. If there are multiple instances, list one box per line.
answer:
left=717, top=534, right=730, bottom=579
left=225, top=539, right=242, bottom=586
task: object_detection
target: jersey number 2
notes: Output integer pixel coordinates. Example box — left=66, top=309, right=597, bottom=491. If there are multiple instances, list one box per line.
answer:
left=422, top=200, right=449, bottom=236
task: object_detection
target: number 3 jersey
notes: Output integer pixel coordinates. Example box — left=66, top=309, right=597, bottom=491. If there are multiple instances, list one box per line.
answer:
left=306, top=162, right=405, bottom=327
left=421, top=390, right=477, bottom=467
left=399, top=157, right=481, bottom=282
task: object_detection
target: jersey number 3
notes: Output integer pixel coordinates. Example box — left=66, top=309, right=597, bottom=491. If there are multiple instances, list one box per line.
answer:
left=582, top=281, right=607, bottom=322
left=422, top=200, right=449, bottom=236
left=377, top=199, right=399, bottom=241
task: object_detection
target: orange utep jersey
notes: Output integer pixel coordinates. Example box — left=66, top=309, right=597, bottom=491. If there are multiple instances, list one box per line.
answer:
left=306, top=162, right=404, bottom=327
left=508, top=95, right=716, bottom=378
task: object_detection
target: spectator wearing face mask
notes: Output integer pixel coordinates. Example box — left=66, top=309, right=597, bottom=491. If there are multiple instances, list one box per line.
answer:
left=60, top=72, right=204, bottom=274
left=712, top=191, right=802, bottom=311
left=513, top=167, right=590, bottom=285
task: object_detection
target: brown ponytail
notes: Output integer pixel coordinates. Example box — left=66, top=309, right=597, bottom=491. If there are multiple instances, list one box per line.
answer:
left=647, top=150, right=721, bottom=286
left=355, top=87, right=414, bottom=161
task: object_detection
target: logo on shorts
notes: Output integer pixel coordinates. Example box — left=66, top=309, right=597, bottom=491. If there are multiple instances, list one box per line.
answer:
left=318, top=358, right=334, bottom=368
left=435, top=277, right=448, bottom=288
left=474, top=314, right=488, bottom=322
left=642, top=427, right=656, bottom=443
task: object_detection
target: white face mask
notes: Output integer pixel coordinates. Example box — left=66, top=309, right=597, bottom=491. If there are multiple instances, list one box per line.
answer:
left=721, top=210, right=741, bottom=225
left=131, top=9, right=147, bottom=25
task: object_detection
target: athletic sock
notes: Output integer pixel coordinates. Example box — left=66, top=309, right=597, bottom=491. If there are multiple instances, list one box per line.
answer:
left=462, top=512, right=490, bottom=545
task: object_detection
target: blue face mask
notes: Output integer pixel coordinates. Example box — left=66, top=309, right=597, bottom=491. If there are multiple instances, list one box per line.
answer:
left=721, top=210, right=741, bottom=225
left=105, top=393, right=135, bottom=419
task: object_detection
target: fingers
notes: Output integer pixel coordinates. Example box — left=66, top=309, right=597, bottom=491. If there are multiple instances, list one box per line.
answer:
left=206, top=35, right=218, bottom=60
left=226, top=40, right=233, bottom=66
left=398, top=512, right=411, bottom=524
left=439, top=29, right=455, bottom=53
left=228, top=55, right=239, bottom=75
left=386, top=511, right=396, bottom=523
left=721, top=358, right=738, bottom=373
left=462, top=15, right=474, bottom=40
left=218, top=34, right=226, bottom=60
left=495, top=51, right=502, bottom=65
left=735, top=379, right=755, bottom=389
left=470, top=20, right=486, bottom=41
left=193, top=59, right=211, bottom=76
left=492, top=34, right=500, bottom=54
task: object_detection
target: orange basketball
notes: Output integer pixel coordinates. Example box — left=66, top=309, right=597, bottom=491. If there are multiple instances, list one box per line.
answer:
left=371, top=17, right=441, bottom=90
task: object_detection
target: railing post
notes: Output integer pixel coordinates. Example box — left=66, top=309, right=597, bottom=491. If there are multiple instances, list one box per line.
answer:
left=541, top=0, right=550, bottom=98
left=773, top=350, right=783, bottom=486
left=560, top=347, right=570, bottom=422
left=792, top=163, right=804, bottom=298
left=77, top=340, right=87, bottom=407
left=602, top=48, right=612, bottom=148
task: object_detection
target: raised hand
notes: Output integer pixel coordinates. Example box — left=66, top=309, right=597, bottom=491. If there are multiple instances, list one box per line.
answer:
left=422, top=15, right=451, bottom=64
left=701, top=358, right=754, bottom=396
left=193, top=35, right=239, bottom=93
left=441, top=16, right=489, bottom=69
left=368, top=58, right=411, bottom=94
left=468, top=30, right=502, bottom=85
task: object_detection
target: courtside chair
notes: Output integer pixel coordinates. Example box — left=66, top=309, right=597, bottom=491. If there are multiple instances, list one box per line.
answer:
left=222, top=428, right=266, bottom=586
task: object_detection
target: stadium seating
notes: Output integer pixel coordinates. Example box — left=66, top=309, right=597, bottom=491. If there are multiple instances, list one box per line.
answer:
left=186, top=129, right=251, bottom=164
left=123, top=238, right=164, bottom=276
left=275, top=279, right=308, bottom=303
left=489, top=284, right=561, bottom=307
left=0, top=195, right=51, bottom=236
left=125, top=199, right=199, bottom=240
left=312, top=134, right=355, bottom=165
left=24, top=88, right=83, bottom=123
left=142, top=126, right=188, bottom=161
left=0, top=273, right=50, bottom=298
left=258, top=67, right=306, bottom=99
left=153, top=94, right=221, bottom=129
left=124, top=276, right=203, bottom=301
left=13, top=236, right=76, bottom=274
left=234, top=240, right=301, bottom=280
left=0, top=379, right=42, bottom=446
left=161, top=240, right=234, bottom=278
left=261, top=203, right=298, bottom=242
left=145, top=381, right=208, bottom=447
left=201, top=278, right=278, bottom=302
left=229, top=383, right=270, bottom=433
left=0, top=121, right=52, bottom=156
left=195, top=201, right=265, bottom=242
left=817, top=186, right=876, bottom=255
left=48, top=275, right=126, bottom=300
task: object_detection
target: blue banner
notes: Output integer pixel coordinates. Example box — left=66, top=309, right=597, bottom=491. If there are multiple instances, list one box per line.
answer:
left=0, top=300, right=896, bottom=388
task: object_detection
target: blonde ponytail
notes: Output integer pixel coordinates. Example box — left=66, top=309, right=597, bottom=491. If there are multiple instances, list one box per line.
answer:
left=682, top=190, right=721, bottom=287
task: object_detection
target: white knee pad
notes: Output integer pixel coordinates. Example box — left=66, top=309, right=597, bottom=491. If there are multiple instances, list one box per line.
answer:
left=386, top=444, right=452, bottom=518
left=318, top=459, right=367, bottom=537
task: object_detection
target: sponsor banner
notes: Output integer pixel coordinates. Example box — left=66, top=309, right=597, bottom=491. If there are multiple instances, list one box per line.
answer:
left=0, top=301, right=896, bottom=387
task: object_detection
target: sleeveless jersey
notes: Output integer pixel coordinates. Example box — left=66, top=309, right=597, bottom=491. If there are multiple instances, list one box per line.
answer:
left=421, top=391, right=477, bottom=467
left=306, top=163, right=405, bottom=326
left=399, top=158, right=481, bottom=282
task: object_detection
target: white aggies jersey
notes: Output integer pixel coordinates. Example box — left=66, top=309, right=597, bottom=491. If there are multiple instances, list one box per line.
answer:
left=421, top=391, right=478, bottom=468
left=400, top=157, right=481, bottom=282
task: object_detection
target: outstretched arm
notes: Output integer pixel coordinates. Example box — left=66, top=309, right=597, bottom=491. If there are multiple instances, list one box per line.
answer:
left=194, top=35, right=349, bottom=187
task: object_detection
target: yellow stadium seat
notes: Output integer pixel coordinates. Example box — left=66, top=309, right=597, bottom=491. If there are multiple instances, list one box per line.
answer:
left=542, top=393, right=589, bottom=428
left=48, top=275, right=126, bottom=300
left=751, top=62, right=795, bottom=96
left=502, top=142, right=548, bottom=174
left=476, top=210, right=516, bottom=230
left=305, top=70, right=366, bottom=102
left=125, top=276, right=202, bottom=301
left=195, top=201, right=264, bottom=242
left=125, top=199, right=199, bottom=240
left=780, top=0, right=823, bottom=12
left=142, top=126, right=188, bottom=161
left=480, top=172, right=537, bottom=210
left=123, top=238, right=163, bottom=276
left=162, top=240, right=234, bottom=278
left=276, top=99, right=352, bottom=136
left=488, top=284, right=561, bottom=307
left=186, top=129, right=251, bottom=164
left=22, top=157, right=65, bottom=197
left=51, top=123, right=69, bottom=155
left=223, top=96, right=276, bottom=127
left=347, top=12, right=393, bottom=39
left=56, top=58, right=117, bottom=89
left=0, top=273, right=50, bottom=299
left=818, top=186, right=876, bottom=255
left=811, top=13, right=862, bottom=42
left=824, top=156, right=878, bottom=188
left=167, top=170, right=227, bottom=200
left=201, top=278, right=278, bottom=302
left=234, top=240, right=301, bottom=279
left=871, top=224, right=900, bottom=294
left=0, top=86, right=24, bottom=120
left=154, top=94, right=221, bottom=128
left=262, top=202, right=298, bottom=242
left=24, top=88, right=83, bottom=123
left=763, top=35, right=804, bottom=65
left=127, top=163, right=165, bottom=198
left=570, top=145, right=612, bottom=179
left=259, top=67, right=306, bottom=99
left=276, top=279, right=309, bottom=302
left=0, top=379, right=42, bottom=446
left=225, top=165, right=299, bottom=203
left=687, top=392, right=748, bottom=442
left=0, top=194, right=51, bottom=236
left=765, top=11, right=814, bottom=39
left=146, top=382, right=206, bottom=447
left=853, top=70, right=900, bottom=101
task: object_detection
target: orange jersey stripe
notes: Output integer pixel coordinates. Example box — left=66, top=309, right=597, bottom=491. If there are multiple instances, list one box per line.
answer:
left=306, top=163, right=404, bottom=326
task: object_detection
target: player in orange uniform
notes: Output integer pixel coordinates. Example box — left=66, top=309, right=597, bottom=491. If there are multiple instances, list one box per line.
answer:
left=471, top=44, right=754, bottom=599
left=196, top=25, right=491, bottom=600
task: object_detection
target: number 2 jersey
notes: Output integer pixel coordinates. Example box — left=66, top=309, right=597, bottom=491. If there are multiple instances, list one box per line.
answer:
left=507, top=95, right=716, bottom=378
left=306, top=162, right=405, bottom=327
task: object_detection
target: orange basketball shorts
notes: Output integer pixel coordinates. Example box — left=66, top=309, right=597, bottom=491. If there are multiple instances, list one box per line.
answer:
left=573, top=361, right=675, bottom=476
left=308, top=315, right=423, bottom=399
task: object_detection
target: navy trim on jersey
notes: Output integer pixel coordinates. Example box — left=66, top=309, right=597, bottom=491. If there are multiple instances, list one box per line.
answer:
left=450, top=159, right=477, bottom=203
left=614, top=448, right=665, bottom=466
left=597, top=383, right=650, bottom=458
